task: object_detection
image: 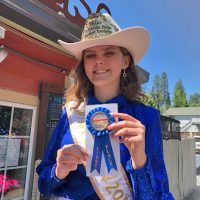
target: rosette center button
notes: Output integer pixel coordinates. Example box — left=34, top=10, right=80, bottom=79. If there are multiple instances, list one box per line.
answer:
left=91, top=112, right=109, bottom=131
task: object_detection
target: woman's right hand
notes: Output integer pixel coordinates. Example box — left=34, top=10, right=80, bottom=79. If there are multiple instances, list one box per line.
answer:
left=55, top=144, right=88, bottom=180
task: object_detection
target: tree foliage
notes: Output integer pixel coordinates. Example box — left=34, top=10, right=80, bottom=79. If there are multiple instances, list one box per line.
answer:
left=189, top=93, right=200, bottom=106
left=160, top=72, right=171, bottom=109
left=150, top=72, right=171, bottom=111
left=173, top=79, right=187, bottom=107
left=145, top=73, right=200, bottom=110
left=144, top=93, right=157, bottom=108
left=151, top=75, right=162, bottom=109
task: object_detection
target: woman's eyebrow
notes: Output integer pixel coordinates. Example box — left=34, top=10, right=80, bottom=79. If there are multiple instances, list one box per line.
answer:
left=84, top=47, right=117, bottom=54
left=84, top=49, right=95, bottom=54
left=104, top=47, right=116, bottom=51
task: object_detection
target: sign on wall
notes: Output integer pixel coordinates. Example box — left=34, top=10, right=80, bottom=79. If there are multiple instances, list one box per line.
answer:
left=38, top=0, right=111, bottom=27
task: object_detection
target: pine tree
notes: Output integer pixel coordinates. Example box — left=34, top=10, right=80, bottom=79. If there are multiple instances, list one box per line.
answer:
left=173, top=79, right=187, bottom=107
left=189, top=93, right=200, bottom=106
left=144, top=93, right=157, bottom=108
left=151, top=75, right=162, bottom=109
left=160, top=72, right=171, bottom=109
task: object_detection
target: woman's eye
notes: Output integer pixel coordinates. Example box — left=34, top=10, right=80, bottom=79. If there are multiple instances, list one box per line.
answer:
left=85, top=54, right=95, bottom=59
left=105, top=52, right=115, bottom=56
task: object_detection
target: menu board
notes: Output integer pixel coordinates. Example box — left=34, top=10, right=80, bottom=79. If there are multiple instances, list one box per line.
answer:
left=45, top=93, right=63, bottom=149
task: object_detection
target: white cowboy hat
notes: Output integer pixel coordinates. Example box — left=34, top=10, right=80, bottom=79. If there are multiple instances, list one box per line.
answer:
left=58, top=13, right=150, bottom=64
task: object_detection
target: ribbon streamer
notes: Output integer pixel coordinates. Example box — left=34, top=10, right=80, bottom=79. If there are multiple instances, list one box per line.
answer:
left=86, top=107, right=117, bottom=174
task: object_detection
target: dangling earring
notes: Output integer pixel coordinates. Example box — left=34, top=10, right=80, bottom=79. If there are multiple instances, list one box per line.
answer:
left=123, top=69, right=127, bottom=78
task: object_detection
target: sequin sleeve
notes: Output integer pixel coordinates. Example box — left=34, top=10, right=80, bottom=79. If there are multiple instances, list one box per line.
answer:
left=126, top=107, right=174, bottom=200
left=36, top=107, right=71, bottom=196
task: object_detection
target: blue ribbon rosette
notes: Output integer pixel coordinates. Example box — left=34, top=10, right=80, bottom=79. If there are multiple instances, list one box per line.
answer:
left=86, top=106, right=117, bottom=174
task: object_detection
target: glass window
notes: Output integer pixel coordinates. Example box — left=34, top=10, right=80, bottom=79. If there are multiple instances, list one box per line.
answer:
left=18, top=138, right=30, bottom=166
left=0, top=139, right=8, bottom=168
left=0, top=106, right=11, bottom=136
left=1, top=168, right=26, bottom=199
left=12, top=108, right=33, bottom=137
left=0, top=103, right=35, bottom=200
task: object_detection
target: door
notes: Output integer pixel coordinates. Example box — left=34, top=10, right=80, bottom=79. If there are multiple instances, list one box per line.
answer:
left=35, top=82, right=64, bottom=200
left=35, top=82, right=64, bottom=160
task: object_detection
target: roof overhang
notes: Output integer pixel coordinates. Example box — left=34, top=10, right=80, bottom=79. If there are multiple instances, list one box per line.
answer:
left=0, top=22, right=76, bottom=74
left=0, top=0, right=82, bottom=44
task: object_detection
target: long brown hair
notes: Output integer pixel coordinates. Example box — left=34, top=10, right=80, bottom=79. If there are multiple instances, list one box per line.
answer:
left=65, top=47, right=145, bottom=109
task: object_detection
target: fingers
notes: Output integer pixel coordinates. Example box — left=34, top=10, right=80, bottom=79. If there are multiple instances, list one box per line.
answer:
left=57, top=153, right=83, bottom=165
left=110, top=113, right=146, bottom=169
left=107, top=113, right=145, bottom=138
left=107, top=113, right=145, bottom=150
left=56, top=144, right=88, bottom=180
left=59, top=144, right=88, bottom=160
left=108, top=112, right=142, bottom=130
left=57, top=144, right=88, bottom=168
left=111, top=113, right=139, bottom=122
left=122, top=134, right=144, bottom=144
left=107, top=120, right=141, bottom=131
left=58, top=162, right=79, bottom=172
left=112, top=127, right=145, bottom=138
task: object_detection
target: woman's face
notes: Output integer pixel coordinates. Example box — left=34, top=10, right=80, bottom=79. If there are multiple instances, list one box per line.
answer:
left=83, top=45, right=130, bottom=90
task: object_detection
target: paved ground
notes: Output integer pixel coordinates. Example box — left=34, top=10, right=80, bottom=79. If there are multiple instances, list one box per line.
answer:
left=184, top=176, right=200, bottom=200
left=185, top=186, right=200, bottom=200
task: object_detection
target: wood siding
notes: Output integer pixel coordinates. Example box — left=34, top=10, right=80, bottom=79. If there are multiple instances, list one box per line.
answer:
left=163, top=139, right=196, bottom=200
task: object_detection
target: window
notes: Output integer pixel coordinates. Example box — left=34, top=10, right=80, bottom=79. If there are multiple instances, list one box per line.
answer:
left=0, top=101, right=36, bottom=200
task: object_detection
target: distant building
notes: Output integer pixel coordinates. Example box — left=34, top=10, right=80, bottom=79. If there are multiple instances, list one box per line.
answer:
left=160, top=115, right=180, bottom=140
left=166, top=107, right=200, bottom=132
left=166, top=107, right=200, bottom=153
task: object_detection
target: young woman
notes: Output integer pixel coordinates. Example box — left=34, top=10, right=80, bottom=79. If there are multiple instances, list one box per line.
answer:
left=36, top=13, right=174, bottom=200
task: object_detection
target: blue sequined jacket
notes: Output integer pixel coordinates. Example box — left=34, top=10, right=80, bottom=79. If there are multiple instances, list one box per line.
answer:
left=36, top=94, right=174, bottom=200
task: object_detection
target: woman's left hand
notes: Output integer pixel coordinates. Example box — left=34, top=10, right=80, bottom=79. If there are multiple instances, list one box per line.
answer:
left=107, top=113, right=147, bottom=169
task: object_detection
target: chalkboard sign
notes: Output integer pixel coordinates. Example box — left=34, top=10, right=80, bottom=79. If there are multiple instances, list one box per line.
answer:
left=45, top=93, right=63, bottom=149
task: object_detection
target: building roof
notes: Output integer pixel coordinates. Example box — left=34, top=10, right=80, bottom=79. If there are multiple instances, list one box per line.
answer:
left=166, top=107, right=200, bottom=116
left=135, top=65, right=149, bottom=84
left=0, top=0, right=82, bottom=44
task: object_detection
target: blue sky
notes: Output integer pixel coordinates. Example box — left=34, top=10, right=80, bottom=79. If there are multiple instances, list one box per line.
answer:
left=69, top=0, right=200, bottom=100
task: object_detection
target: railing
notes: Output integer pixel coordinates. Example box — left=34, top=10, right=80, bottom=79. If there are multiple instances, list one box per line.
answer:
left=181, top=120, right=192, bottom=132
left=181, top=118, right=200, bottom=132
left=161, top=115, right=181, bottom=140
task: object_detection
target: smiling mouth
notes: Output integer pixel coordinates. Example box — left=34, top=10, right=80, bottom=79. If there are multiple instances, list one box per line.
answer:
left=94, top=69, right=109, bottom=74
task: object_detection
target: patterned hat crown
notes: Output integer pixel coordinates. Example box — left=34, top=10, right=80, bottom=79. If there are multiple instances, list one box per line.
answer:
left=81, top=13, right=121, bottom=41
